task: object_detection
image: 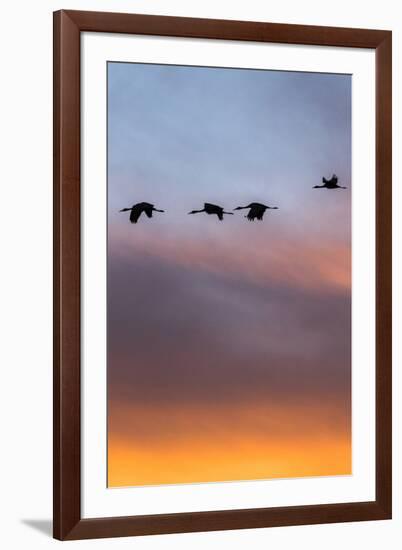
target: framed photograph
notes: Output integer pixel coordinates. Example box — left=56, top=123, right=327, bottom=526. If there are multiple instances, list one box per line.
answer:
left=53, top=10, right=392, bottom=540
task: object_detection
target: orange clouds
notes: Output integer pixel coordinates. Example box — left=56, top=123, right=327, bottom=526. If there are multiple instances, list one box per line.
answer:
left=108, top=399, right=351, bottom=487
left=109, top=225, right=350, bottom=294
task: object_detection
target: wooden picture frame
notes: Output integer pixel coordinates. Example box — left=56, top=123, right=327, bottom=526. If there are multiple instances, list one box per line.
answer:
left=53, top=9, right=392, bottom=540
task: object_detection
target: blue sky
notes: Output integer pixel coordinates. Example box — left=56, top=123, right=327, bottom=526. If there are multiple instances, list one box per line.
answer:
left=108, top=62, right=351, bottom=238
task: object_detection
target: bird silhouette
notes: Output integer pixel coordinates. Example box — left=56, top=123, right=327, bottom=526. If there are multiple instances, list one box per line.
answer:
left=234, top=202, right=279, bottom=221
left=313, top=174, right=346, bottom=189
left=188, top=203, right=233, bottom=221
left=119, top=202, right=164, bottom=223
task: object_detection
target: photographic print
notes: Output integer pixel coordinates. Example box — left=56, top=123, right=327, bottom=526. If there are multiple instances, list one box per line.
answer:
left=107, top=61, right=351, bottom=488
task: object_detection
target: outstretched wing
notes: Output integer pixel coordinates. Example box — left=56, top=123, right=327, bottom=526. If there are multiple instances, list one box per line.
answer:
left=129, top=207, right=142, bottom=224
left=144, top=206, right=153, bottom=218
left=216, top=211, right=223, bottom=221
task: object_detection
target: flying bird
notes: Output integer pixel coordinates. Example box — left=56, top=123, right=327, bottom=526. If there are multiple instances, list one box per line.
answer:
left=119, top=202, right=165, bottom=224
left=313, top=174, right=347, bottom=189
left=188, top=203, right=233, bottom=221
left=234, top=202, right=278, bottom=221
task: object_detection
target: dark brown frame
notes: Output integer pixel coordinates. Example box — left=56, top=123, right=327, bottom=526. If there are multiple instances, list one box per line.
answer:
left=54, top=9, right=392, bottom=541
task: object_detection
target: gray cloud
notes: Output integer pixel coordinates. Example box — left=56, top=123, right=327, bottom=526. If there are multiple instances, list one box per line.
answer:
left=108, top=252, right=351, bottom=408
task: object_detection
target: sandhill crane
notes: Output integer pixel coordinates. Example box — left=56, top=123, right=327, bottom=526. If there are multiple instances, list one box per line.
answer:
left=313, top=174, right=346, bottom=189
left=234, top=202, right=278, bottom=221
left=119, top=202, right=165, bottom=224
left=188, top=203, right=233, bottom=221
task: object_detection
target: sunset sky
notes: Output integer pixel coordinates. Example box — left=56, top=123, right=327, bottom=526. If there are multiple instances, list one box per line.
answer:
left=107, top=62, right=352, bottom=487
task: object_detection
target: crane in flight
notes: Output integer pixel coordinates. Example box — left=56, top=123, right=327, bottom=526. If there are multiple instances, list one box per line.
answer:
left=119, top=202, right=165, bottom=224
left=188, top=203, right=233, bottom=221
left=313, top=174, right=346, bottom=189
left=234, top=202, right=278, bottom=221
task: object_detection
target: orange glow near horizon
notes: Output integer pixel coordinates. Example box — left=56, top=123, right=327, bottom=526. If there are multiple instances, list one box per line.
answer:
left=108, top=400, right=351, bottom=487
left=108, top=432, right=351, bottom=488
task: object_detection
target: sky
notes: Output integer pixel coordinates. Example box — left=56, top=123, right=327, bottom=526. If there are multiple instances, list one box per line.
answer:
left=107, top=62, right=352, bottom=487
